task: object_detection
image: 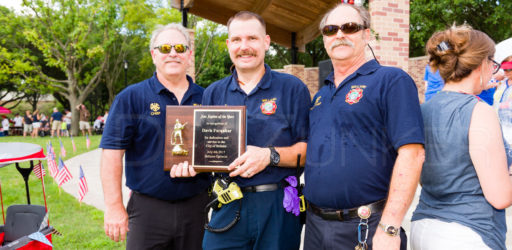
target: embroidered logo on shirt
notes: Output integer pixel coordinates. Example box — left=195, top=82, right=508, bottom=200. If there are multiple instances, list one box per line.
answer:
left=345, top=88, right=364, bottom=105
left=311, top=96, right=322, bottom=110
left=261, top=98, right=277, bottom=115
left=150, top=103, right=161, bottom=116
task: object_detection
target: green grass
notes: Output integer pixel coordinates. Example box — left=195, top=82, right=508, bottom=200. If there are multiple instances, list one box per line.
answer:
left=0, top=135, right=126, bottom=249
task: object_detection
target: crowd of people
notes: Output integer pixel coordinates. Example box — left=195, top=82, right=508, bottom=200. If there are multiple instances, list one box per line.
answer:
left=0, top=105, right=107, bottom=137
left=98, top=3, right=512, bottom=250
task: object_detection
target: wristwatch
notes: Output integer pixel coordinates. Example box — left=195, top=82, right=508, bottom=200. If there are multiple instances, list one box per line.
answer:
left=268, top=146, right=280, bottom=167
left=378, top=223, right=399, bottom=237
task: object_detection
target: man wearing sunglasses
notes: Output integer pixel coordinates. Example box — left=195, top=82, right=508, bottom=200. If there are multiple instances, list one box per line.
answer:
left=304, top=4, right=424, bottom=250
left=100, top=23, right=210, bottom=249
left=171, top=11, right=310, bottom=249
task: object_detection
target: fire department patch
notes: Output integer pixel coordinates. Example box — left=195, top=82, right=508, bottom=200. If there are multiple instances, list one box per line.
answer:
left=345, top=88, right=363, bottom=104
left=260, top=100, right=277, bottom=115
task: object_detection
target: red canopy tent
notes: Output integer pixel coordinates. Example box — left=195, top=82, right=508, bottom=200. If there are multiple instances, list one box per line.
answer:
left=0, top=107, right=11, bottom=114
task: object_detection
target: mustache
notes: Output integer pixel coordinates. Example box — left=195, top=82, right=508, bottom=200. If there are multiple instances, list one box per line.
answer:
left=237, top=50, right=256, bottom=57
left=331, top=39, right=354, bottom=50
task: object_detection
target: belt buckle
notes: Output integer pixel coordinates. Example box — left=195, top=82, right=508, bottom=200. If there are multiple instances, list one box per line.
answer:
left=336, top=210, right=344, bottom=221
left=357, top=205, right=371, bottom=219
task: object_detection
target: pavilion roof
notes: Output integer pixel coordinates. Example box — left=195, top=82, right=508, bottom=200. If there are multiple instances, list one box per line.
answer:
left=171, top=0, right=340, bottom=51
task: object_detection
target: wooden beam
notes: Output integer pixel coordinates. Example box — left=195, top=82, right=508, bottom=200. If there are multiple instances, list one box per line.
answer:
left=188, top=1, right=234, bottom=25
left=251, top=0, right=273, bottom=14
left=169, top=0, right=195, bottom=9
left=296, top=11, right=323, bottom=47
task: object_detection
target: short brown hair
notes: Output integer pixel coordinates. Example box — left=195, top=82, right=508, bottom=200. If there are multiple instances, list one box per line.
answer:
left=227, top=11, right=266, bottom=34
left=426, top=25, right=495, bottom=82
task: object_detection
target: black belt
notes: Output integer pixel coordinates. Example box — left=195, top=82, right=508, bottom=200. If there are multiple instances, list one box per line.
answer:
left=241, top=183, right=280, bottom=192
left=309, top=199, right=386, bottom=221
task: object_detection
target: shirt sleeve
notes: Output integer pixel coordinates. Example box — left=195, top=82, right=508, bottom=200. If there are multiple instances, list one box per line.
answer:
left=202, top=85, right=214, bottom=106
left=383, top=72, right=425, bottom=150
left=100, top=91, right=137, bottom=149
left=288, top=78, right=311, bottom=142
left=424, top=65, right=429, bottom=81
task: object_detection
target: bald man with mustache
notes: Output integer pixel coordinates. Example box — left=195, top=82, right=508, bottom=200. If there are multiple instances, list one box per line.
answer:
left=303, top=4, right=425, bottom=250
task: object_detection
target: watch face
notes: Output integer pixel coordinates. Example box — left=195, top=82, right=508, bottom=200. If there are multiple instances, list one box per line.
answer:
left=271, top=152, right=280, bottom=165
left=386, top=226, right=398, bottom=236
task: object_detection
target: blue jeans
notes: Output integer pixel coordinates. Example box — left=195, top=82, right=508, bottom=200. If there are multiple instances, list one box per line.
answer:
left=203, top=188, right=302, bottom=250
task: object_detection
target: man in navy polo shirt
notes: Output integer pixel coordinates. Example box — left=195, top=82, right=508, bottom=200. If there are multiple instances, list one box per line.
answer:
left=50, top=107, right=62, bottom=137
left=172, top=11, right=310, bottom=249
left=304, top=4, right=425, bottom=250
left=100, top=23, right=210, bottom=250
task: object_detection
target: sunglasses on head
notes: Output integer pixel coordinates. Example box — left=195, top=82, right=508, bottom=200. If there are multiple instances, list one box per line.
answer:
left=321, top=22, right=366, bottom=36
left=153, top=44, right=189, bottom=54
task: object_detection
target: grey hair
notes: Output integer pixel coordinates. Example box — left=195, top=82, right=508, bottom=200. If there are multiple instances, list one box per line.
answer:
left=319, top=3, right=371, bottom=31
left=149, top=23, right=191, bottom=51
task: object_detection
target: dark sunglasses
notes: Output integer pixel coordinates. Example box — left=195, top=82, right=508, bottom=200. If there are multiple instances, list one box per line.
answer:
left=504, top=69, right=512, bottom=72
left=153, top=44, right=189, bottom=54
left=488, top=57, right=500, bottom=74
left=321, top=22, right=366, bottom=36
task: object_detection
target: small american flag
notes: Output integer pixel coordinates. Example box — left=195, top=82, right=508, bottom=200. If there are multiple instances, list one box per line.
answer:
left=78, top=166, right=88, bottom=202
left=56, top=157, right=72, bottom=187
left=86, top=134, right=91, bottom=149
left=59, top=139, right=66, bottom=157
left=46, top=143, right=58, bottom=178
left=33, top=161, right=46, bottom=179
left=71, top=135, right=77, bottom=152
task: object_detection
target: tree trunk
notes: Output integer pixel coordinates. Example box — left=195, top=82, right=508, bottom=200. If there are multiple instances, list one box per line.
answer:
left=69, top=95, right=80, bottom=136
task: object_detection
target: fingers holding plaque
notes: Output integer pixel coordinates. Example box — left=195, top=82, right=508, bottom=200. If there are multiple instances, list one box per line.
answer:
left=164, top=106, right=246, bottom=172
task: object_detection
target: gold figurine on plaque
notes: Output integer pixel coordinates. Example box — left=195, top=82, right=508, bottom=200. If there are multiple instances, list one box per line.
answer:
left=171, top=119, right=188, bottom=155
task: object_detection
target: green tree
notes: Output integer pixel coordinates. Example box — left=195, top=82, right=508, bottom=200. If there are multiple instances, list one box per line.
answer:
left=410, top=0, right=512, bottom=57
left=192, top=18, right=231, bottom=87
left=0, top=6, right=53, bottom=110
left=10, top=0, right=121, bottom=135
left=265, top=36, right=330, bottom=70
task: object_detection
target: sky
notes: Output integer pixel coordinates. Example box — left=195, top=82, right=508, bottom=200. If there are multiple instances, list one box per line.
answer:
left=0, top=0, right=27, bottom=13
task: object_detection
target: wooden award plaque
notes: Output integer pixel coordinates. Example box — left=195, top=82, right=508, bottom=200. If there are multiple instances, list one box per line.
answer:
left=164, top=106, right=246, bottom=172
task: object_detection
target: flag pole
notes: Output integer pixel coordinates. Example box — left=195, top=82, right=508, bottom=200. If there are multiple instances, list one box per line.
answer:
left=38, top=161, right=50, bottom=225
left=0, top=178, right=4, bottom=224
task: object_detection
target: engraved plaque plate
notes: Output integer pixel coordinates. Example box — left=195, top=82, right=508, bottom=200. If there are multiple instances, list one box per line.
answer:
left=164, top=106, right=246, bottom=172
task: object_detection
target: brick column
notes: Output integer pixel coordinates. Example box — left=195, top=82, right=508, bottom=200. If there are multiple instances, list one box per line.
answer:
left=283, top=64, right=305, bottom=83
left=409, top=56, right=429, bottom=103
left=187, top=29, right=195, bottom=81
left=368, top=0, right=409, bottom=71
left=304, top=67, right=319, bottom=98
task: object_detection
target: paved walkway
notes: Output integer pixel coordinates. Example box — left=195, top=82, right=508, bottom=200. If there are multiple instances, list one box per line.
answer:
left=62, top=148, right=130, bottom=210
left=63, top=149, right=512, bottom=248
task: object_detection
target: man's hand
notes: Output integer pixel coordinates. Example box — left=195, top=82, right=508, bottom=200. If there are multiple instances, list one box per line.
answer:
left=372, top=228, right=400, bottom=250
left=104, top=204, right=129, bottom=242
left=228, top=145, right=270, bottom=178
left=100, top=149, right=127, bottom=242
left=170, top=161, right=197, bottom=178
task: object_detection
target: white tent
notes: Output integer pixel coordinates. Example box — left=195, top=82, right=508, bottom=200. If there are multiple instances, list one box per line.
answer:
left=495, top=38, right=512, bottom=64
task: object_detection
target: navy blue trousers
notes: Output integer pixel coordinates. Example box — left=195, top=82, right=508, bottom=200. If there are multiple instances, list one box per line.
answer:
left=203, top=188, right=302, bottom=250
left=126, top=191, right=209, bottom=250
left=304, top=207, right=407, bottom=250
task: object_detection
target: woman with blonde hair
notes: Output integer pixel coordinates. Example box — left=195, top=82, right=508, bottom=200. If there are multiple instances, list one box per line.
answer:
left=410, top=25, right=512, bottom=249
